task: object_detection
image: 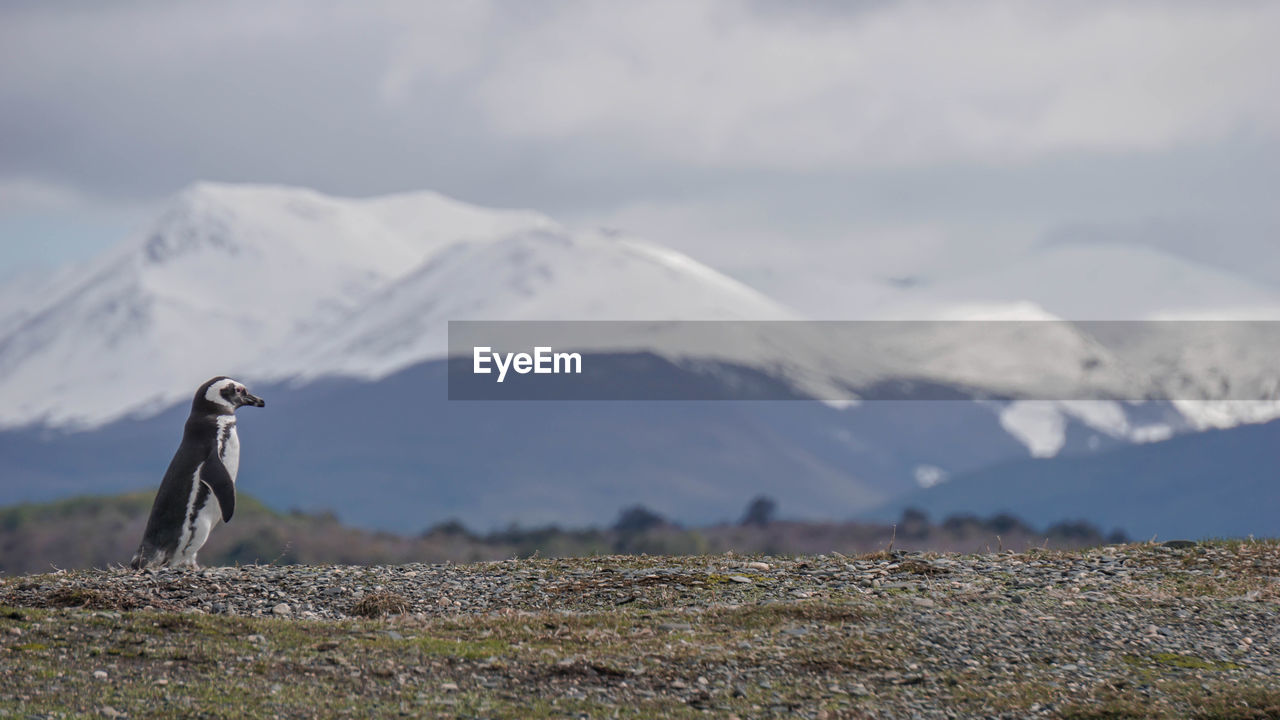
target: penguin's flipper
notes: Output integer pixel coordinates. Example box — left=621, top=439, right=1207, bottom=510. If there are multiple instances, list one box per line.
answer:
left=199, top=453, right=237, bottom=523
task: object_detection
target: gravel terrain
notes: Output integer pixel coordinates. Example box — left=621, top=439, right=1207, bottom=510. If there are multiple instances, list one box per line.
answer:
left=1, top=541, right=1278, bottom=718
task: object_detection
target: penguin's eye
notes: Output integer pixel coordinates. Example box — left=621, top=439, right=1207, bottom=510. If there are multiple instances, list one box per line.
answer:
left=237, top=387, right=245, bottom=394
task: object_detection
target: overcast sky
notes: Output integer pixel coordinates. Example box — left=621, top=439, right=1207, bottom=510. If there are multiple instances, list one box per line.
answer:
left=3, top=1, right=1279, bottom=314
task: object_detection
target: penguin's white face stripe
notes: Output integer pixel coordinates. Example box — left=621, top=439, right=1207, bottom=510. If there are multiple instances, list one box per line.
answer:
left=205, top=379, right=239, bottom=410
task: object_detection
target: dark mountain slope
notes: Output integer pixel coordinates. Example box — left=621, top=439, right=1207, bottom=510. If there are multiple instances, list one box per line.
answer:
left=879, top=417, right=1280, bottom=540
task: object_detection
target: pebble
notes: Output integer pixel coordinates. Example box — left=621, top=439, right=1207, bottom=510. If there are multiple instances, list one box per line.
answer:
left=3, top=547, right=1240, bottom=627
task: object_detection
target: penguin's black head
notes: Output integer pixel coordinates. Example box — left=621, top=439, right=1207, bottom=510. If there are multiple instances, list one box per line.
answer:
left=197, top=376, right=266, bottom=413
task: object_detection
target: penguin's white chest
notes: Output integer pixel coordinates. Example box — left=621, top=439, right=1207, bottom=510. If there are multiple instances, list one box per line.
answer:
left=219, top=417, right=240, bottom=481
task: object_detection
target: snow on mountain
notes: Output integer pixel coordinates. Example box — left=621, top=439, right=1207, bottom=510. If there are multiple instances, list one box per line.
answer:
left=0, top=257, right=116, bottom=339
left=997, top=400, right=1180, bottom=458
left=283, top=228, right=799, bottom=380
left=0, top=269, right=50, bottom=338
left=279, top=232, right=1162, bottom=415
left=1093, top=320, right=1280, bottom=430
left=0, top=183, right=555, bottom=428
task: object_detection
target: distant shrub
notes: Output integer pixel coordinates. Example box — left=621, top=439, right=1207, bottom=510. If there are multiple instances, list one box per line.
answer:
left=422, top=519, right=473, bottom=539
left=899, top=507, right=930, bottom=538
left=941, top=513, right=982, bottom=534
left=985, top=513, right=1029, bottom=535
left=613, top=505, right=667, bottom=534
left=739, top=496, right=778, bottom=527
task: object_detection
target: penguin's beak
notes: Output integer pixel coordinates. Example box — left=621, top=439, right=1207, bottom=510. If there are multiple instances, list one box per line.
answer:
left=243, top=392, right=265, bottom=408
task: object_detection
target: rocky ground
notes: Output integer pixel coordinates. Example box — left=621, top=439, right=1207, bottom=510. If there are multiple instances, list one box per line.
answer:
left=0, top=541, right=1277, bottom=719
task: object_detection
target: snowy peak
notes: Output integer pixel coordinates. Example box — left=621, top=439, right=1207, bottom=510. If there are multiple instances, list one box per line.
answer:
left=0, top=183, right=558, bottom=428
left=404, top=228, right=796, bottom=321
left=286, top=228, right=798, bottom=379
left=138, top=182, right=557, bottom=275
left=129, top=184, right=420, bottom=334
left=360, top=189, right=558, bottom=255
left=141, top=183, right=254, bottom=265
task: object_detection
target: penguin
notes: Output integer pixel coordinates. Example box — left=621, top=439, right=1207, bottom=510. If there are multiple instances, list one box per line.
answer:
left=130, top=376, right=265, bottom=569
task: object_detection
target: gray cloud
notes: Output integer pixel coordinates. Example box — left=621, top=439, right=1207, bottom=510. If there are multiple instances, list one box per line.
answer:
left=2, top=1, right=1279, bottom=312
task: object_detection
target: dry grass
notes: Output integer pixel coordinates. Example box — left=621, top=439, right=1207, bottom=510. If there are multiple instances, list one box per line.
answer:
left=348, top=590, right=411, bottom=618
left=892, top=559, right=951, bottom=576
left=40, top=585, right=156, bottom=611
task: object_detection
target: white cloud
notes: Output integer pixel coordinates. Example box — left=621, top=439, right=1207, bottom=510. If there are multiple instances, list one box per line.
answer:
left=375, top=2, right=498, bottom=107
left=454, top=1, right=1280, bottom=169
left=3, top=1, right=1277, bottom=189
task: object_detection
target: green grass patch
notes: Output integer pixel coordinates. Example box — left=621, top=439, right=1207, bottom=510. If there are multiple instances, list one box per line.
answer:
left=12, top=642, right=48, bottom=651
left=1123, top=652, right=1242, bottom=672
left=415, top=635, right=510, bottom=660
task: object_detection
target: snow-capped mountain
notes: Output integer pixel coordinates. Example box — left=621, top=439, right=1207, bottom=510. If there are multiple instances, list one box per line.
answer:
left=0, top=183, right=555, bottom=428
left=4, top=181, right=1280, bottom=445
left=0, top=183, right=814, bottom=428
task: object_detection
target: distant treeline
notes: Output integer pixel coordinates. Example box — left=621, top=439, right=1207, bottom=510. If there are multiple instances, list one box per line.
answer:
left=0, top=493, right=1125, bottom=575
